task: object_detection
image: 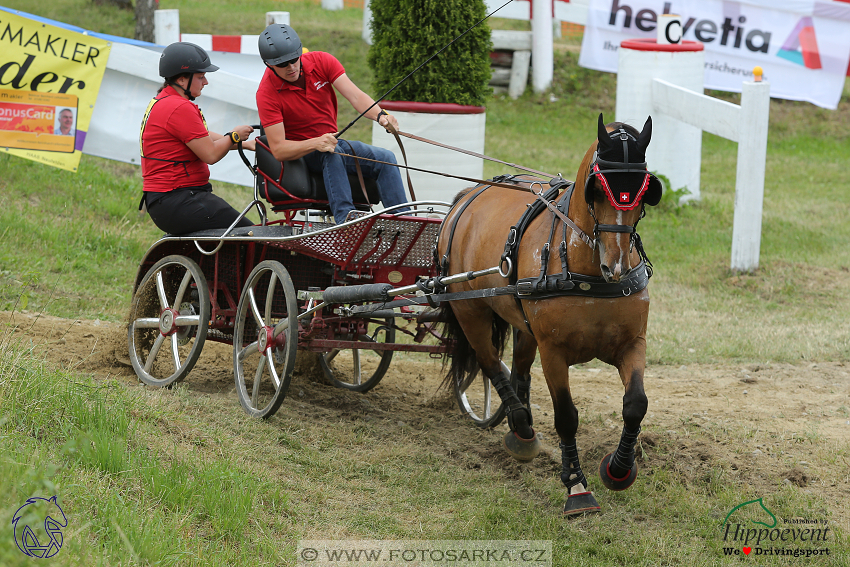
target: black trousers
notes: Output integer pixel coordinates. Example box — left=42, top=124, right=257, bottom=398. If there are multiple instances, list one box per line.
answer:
left=146, top=184, right=253, bottom=235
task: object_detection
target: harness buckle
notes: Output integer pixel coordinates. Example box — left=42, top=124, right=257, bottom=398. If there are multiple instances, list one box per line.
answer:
left=515, top=280, right=534, bottom=296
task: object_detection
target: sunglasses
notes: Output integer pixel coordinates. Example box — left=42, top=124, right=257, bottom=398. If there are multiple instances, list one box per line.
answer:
left=274, top=57, right=300, bottom=68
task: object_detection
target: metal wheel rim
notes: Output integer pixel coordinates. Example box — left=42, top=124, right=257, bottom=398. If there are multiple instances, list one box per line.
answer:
left=457, top=360, right=511, bottom=426
left=320, top=320, right=394, bottom=392
left=233, top=260, right=298, bottom=418
left=128, top=255, right=209, bottom=387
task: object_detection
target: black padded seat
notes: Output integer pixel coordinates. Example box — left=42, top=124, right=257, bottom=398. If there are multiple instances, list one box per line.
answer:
left=255, top=135, right=380, bottom=210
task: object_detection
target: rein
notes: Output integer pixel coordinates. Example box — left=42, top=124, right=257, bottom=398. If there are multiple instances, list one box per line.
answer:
left=331, top=141, right=598, bottom=249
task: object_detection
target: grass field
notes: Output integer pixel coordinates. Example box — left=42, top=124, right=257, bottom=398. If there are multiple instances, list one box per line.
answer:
left=1, top=1, right=849, bottom=565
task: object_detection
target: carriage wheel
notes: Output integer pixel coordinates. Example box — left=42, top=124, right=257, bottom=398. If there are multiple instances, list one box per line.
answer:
left=455, top=360, right=513, bottom=428
left=319, top=318, right=395, bottom=392
left=128, top=255, right=210, bottom=387
left=233, top=260, right=298, bottom=419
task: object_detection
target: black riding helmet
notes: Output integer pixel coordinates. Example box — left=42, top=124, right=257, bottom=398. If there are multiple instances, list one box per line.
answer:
left=258, top=24, right=302, bottom=65
left=159, top=42, right=219, bottom=100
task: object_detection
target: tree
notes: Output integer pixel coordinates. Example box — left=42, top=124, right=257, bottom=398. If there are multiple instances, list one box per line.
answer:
left=367, top=0, right=491, bottom=106
left=135, top=0, right=159, bottom=43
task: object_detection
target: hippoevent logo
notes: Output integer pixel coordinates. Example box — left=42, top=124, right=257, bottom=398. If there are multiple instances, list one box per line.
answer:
left=609, top=1, right=771, bottom=53
left=721, top=498, right=831, bottom=558
left=777, top=17, right=822, bottom=69
left=12, top=496, right=67, bottom=559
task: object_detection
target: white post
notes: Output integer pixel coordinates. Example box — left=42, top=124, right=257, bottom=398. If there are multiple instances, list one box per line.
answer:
left=322, top=0, right=344, bottom=11
left=730, top=79, right=771, bottom=272
left=362, top=0, right=373, bottom=45
left=531, top=0, right=553, bottom=93
left=266, top=12, right=291, bottom=26
left=154, top=9, right=180, bottom=46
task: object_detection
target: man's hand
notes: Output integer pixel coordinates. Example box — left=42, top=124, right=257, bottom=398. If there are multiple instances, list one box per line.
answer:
left=317, top=132, right=339, bottom=153
left=378, top=111, right=399, bottom=133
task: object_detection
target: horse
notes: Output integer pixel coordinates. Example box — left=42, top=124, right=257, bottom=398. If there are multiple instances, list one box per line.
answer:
left=436, top=114, right=661, bottom=515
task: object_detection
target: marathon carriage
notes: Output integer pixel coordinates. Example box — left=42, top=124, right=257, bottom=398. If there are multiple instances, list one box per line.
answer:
left=127, top=131, right=508, bottom=424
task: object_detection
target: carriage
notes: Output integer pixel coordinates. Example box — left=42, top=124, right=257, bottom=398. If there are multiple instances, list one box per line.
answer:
left=126, top=130, right=508, bottom=425
left=127, top=115, right=661, bottom=515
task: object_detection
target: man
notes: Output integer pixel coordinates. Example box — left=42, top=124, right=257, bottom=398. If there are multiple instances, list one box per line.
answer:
left=54, top=108, right=74, bottom=136
left=255, top=24, right=409, bottom=224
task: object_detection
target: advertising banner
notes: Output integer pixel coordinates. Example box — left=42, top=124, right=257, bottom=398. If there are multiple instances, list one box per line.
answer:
left=0, top=10, right=111, bottom=171
left=579, top=0, right=850, bottom=109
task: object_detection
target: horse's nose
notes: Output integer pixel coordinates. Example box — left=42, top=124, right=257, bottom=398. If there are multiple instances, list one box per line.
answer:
left=600, top=262, right=622, bottom=283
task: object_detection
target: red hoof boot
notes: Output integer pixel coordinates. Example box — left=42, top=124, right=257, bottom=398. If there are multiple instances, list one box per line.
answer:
left=599, top=452, right=638, bottom=491
left=563, top=491, right=601, bottom=517
left=502, top=430, right=541, bottom=463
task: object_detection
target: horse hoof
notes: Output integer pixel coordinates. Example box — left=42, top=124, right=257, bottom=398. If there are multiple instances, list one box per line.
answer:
left=598, top=452, right=638, bottom=491
left=502, top=430, right=541, bottom=462
left=563, top=491, right=601, bottom=517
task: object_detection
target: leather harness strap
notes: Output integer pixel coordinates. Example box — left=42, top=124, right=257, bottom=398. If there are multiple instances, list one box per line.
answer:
left=383, top=122, right=418, bottom=203
left=342, top=140, right=372, bottom=209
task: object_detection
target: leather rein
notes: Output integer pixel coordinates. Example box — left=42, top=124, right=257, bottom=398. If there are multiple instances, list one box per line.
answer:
left=334, top=125, right=599, bottom=250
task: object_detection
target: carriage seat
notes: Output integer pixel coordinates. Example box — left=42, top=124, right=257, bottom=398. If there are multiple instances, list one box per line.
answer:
left=255, top=135, right=380, bottom=211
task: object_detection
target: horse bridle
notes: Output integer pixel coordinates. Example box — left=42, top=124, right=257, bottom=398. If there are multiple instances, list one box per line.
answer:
left=583, top=128, right=651, bottom=253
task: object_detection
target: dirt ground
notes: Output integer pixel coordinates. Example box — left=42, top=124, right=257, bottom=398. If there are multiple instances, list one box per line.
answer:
left=4, top=310, right=849, bottom=527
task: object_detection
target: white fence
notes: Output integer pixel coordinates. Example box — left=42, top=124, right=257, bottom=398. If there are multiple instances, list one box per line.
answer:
left=651, top=78, right=771, bottom=272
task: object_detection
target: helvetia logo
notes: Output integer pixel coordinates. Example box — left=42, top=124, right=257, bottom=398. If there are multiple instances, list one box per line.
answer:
left=777, top=17, right=822, bottom=70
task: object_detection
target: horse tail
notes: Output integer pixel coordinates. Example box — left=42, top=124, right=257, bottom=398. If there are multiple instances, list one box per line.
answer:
left=438, top=304, right=511, bottom=391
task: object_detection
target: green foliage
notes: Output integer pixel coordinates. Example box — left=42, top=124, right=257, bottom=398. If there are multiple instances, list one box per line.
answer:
left=368, top=0, right=492, bottom=106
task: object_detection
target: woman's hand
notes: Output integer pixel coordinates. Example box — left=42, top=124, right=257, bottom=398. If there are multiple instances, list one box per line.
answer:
left=231, top=125, right=254, bottom=143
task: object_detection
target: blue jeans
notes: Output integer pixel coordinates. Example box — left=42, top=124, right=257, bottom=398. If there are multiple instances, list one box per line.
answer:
left=302, top=139, right=410, bottom=223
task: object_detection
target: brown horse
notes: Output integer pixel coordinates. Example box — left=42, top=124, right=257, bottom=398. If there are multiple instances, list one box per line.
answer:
left=437, top=114, right=661, bottom=515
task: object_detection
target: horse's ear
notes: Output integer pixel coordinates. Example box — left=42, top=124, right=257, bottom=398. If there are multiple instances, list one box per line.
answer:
left=597, top=113, right=612, bottom=150
left=637, top=116, right=652, bottom=154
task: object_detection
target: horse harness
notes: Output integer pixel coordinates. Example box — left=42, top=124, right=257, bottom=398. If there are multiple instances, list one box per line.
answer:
left=435, top=171, right=653, bottom=336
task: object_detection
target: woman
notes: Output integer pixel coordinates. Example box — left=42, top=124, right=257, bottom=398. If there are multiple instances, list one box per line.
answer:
left=140, top=42, right=255, bottom=235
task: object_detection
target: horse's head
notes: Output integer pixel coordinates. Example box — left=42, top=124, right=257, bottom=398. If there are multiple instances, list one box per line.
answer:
left=578, top=114, right=661, bottom=283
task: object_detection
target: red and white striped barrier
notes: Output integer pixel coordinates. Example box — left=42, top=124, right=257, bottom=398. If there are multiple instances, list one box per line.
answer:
left=179, top=34, right=260, bottom=55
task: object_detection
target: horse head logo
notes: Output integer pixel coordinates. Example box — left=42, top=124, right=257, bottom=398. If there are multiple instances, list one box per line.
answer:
left=12, top=496, right=67, bottom=558
left=723, top=497, right=778, bottom=529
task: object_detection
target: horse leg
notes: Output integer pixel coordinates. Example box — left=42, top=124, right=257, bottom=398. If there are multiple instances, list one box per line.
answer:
left=502, top=329, right=542, bottom=462
left=541, top=347, right=601, bottom=516
left=599, top=339, right=648, bottom=491
left=450, top=302, right=539, bottom=461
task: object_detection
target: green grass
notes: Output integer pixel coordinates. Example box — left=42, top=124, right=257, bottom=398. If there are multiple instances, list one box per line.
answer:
left=2, top=332, right=846, bottom=566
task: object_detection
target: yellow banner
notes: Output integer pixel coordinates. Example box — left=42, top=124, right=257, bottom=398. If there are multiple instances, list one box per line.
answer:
left=0, top=10, right=111, bottom=171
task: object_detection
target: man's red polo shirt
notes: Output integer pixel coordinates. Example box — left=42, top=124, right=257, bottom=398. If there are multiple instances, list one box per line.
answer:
left=256, top=51, right=346, bottom=141
left=140, top=85, right=211, bottom=193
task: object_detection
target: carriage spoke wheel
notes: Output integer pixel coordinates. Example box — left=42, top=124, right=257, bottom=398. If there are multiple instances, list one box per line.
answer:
left=455, top=360, right=513, bottom=428
left=128, top=255, right=210, bottom=387
left=233, top=260, right=298, bottom=419
left=320, top=319, right=395, bottom=392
